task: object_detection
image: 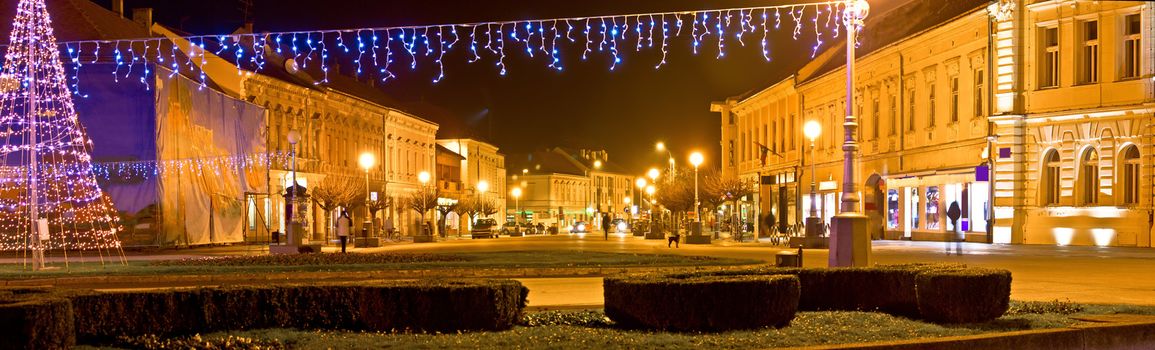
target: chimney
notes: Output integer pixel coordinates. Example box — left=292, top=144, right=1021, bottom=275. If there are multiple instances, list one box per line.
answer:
left=111, top=0, right=124, bottom=17
left=132, top=8, right=153, bottom=35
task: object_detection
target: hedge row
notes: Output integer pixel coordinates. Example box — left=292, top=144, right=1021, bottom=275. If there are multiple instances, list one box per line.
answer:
left=661, top=263, right=1009, bottom=324
left=604, top=274, right=799, bottom=332
left=0, top=279, right=527, bottom=345
left=0, top=288, right=74, bottom=350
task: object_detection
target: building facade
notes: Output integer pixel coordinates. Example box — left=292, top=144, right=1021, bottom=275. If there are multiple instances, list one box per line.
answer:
left=436, top=139, right=507, bottom=231
left=717, top=0, right=1153, bottom=247
left=507, top=148, right=635, bottom=231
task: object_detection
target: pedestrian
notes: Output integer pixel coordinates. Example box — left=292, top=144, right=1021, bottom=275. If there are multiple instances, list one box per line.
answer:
left=946, top=201, right=962, bottom=255
left=601, top=213, right=611, bottom=240
left=336, top=210, right=351, bottom=253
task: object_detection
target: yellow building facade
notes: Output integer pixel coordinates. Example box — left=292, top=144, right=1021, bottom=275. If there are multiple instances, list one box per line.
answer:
left=717, top=0, right=1152, bottom=247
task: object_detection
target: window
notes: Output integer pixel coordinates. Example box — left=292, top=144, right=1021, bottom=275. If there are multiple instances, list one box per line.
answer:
left=1120, top=145, right=1140, bottom=205
left=1042, top=150, right=1060, bottom=205
left=906, top=88, right=916, bottom=132
left=1039, top=26, right=1059, bottom=88
left=871, top=96, right=880, bottom=139
left=1080, top=148, right=1099, bottom=205
left=1080, top=20, right=1099, bottom=84
left=1122, top=14, right=1141, bottom=79
left=925, top=186, right=940, bottom=230
left=927, top=82, right=937, bottom=128
left=974, top=69, right=984, bottom=117
left=727, top=140, right=735, bottom=166
left=889, top=95, right=897, bottom=136
left=950, top=76, right=959, bottom=123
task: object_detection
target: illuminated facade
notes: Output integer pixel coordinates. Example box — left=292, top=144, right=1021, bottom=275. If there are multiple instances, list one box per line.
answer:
left=507, top=148, right=636, bottom=230
left=717, top=0, right=1153, bottom=247
left=435, top=138, right=507, bottom=231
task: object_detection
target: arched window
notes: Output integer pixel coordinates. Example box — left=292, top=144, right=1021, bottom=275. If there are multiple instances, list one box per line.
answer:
left=1120, top=145, right=1141, bottom=205
left=1080, top=148, right=1099, bottom=205
left=1041, top=150, right=1060, bottom=205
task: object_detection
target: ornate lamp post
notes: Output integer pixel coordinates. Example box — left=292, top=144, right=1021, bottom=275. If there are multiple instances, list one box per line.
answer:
left=803, top=120, right=825, bottom=246
left=511, top=187, right=522, bottom=223
left=418, top=171, right=431, bottom=235
left=476, top=180, right=489, bottom=224
left=830, top=0, right=872, bottom=267
left=359, top=152, right=375, bottom=235
left=656, top=142, right=676, bottom=178
left=689, top=151, right=704, bottom=236
left=286, top=130, right=302, bottom=245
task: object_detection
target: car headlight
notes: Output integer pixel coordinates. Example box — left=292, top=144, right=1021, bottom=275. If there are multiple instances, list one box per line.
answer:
left=577, top=224, right=585, bottom=231
left=617, top=223, right=627, bottom=231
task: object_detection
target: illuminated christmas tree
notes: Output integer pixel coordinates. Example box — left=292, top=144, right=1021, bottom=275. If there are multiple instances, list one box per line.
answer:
left=0, top=0, right=124, bottom=268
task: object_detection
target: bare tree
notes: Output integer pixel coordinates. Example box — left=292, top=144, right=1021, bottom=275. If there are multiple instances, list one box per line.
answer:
left=404, top=188, right=441, bottom=235
left=435, top=195, right=459, bottom=237
left=310, top=175, right=361, bottom=239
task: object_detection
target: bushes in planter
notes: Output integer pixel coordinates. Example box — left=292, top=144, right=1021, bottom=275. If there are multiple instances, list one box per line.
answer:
left=0, top=288, right=74, bottom=350
left=604, top=274, right=799, bottom=332
left=7, top=279, right=526, bottom=343
left=916, top=268, right=1012, bottom=323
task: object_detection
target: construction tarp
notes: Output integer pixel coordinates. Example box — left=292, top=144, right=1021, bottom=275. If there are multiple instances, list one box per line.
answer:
left=79, top=64, right=267, bottom=246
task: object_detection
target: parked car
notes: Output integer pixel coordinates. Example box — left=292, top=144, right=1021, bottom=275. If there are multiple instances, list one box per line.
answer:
left=500, top=222, right=529, bottom=236
left=610, top=218, right=630, bottom=233
left=471, top=219, right=498, bottom=239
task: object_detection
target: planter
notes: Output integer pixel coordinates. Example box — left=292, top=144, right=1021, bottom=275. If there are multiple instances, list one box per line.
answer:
left=413, top=235, right=436, bottom=243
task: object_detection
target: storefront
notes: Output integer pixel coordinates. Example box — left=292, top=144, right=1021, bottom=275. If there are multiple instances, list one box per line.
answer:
left=883, top=167, right=990, bottom=242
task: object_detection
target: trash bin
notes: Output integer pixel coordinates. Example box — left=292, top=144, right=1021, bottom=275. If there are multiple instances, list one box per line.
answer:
left=775, top=251, right=801, bottom=267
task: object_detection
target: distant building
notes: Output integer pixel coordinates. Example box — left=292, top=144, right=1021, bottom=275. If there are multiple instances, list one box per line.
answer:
left=436, top=139, right=507, bottom=231
left=434, top=144, right=465, bottom=235
left=508, top=148, right=636, bottom=230
left=715, top=0, right=1153, bottom=247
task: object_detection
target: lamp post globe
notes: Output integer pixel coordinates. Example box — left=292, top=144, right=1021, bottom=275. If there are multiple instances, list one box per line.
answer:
left=647, top=168, right=660, bottom=181
left=511, top=187, right=522, bottom=222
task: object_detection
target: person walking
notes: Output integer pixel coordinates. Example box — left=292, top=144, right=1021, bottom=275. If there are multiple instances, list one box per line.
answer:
left=601, top=213, right=611, bottom=240
left=336, top=210, right=351, bottom=253
left=946, top=201, right=962, bottom=255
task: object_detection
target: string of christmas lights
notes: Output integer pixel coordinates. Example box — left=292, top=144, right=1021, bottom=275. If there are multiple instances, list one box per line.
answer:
left=21, top=1, right=851, bottom=94
left=0, top=0, right=126, bottom=265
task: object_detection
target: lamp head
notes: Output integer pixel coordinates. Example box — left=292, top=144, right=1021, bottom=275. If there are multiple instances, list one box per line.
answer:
left=803, top=120, right=822, bottom=141
left=655, top=142, right=665, bottom=151
left=635, top=177, right=647, bottom=189
left=645, top=185, right=655, bottom=196
left=477, top=180, right=489, bottom=193
left=358, top=152, right=375, bottom=170
left=287, top=130, right=302, bottom=144
left=689, top=152, right=704, bottom=167
left=647, top=168, right=660, bottom=180
left=418, top=171, right=430, bottom=184
left=511, top=187, right=522, bottom=198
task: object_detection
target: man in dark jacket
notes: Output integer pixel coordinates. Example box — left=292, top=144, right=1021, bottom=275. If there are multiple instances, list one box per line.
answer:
left=601, top=213, right=611, bottom=240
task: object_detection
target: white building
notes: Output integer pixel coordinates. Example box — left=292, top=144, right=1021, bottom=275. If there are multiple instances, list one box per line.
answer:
left=436, top=139, right=507, bottom=230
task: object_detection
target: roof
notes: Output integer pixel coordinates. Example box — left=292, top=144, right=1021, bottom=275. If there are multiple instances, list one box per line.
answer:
left=509, top=149, right=587, bottom=177
left=798, top=0, right=990, bottom=84
left=436, top=144, right=465, bottom=161
left=0, top=0, right=149, bottom=44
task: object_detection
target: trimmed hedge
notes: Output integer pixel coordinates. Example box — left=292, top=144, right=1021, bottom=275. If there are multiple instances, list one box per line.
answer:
left=605, top=274, right=799, bottom=332
left=3, top=279, right=527, bottom=342
left=916, top=268, right=1012, bottom=323
left=0, top=288, right=74, bottom=350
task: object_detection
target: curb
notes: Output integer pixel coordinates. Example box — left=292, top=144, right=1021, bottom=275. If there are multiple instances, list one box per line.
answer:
left=788, top=318, right=1155, bottom=350
left=0, top=264, right=762, bottom=289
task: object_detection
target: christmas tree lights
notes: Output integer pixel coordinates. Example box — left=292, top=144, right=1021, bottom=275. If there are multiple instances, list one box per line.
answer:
left=0, top=0, right=126, bottom=268
left=3, top=1, right=851, bottom=92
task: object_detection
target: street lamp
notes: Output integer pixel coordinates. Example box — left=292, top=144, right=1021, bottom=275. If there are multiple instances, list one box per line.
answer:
left=647, top=167, right=660, bottom=182
left=830, top=0, right=871, bottom=267
left=656, top=142, right=675, bottom=177
left=511, top=187, right=522, bottom=223
left=418, top=170, right=430, bottom=235
left=359, top=152, right=375, bottom=233
left=689, top=152, right=704, bottom=229
left=803, top=120, right=821, bottom=222
left=476, top=180, right=489, bottom=223
left=286, top=130, right=301, bottom=245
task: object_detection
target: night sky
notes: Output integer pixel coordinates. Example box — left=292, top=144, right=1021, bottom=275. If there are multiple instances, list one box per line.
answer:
left=96, top=0, right=885, bottom=173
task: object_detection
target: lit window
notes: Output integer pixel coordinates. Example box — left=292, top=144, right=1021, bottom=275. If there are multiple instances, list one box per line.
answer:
left=950, top=76, right=959, bottom=123
left=1080, top=148, right=1099, bottom=205
left=1080, top=20, right=1099, bottom=84
left=974, top=69, right=984, bottom=117
left=871, top=96, right=880, bottom=139
left=906, top=88, right=916, bottom=131
left=1039, top=26, right=1059, bottom=88
left=1120, top=146, right=1140, bottom=205
left=1122, top=14, right=1141, bottom=79
left=889, top=95, right=897, bottom=136
left=927, top=82, right=937, bottom=128
left=1042, top=150, right=1060, bottom=206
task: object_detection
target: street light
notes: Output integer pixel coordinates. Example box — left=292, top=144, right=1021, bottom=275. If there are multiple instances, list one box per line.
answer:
left=418, top=170, right=430, bottom=235
left=647, top=167, right=660, bottom=182
left=511, top=187, right=522, bottom=223
left=803, top=120, right=821, bottom=222
left=689, top=152, right=704, bottom=228
left=830, top=0, right=872, bottom=267
left=476, top=180, right=489, bottom=223
left=359, top=152, right=376, bottom=233
left=656, top=142, right=675, bottom=177
left=286, top=130, right=301, bottom=245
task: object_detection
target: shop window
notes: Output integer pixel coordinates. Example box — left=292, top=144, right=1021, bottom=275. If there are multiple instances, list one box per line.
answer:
left=1041, top=150, right=1061, bottom=205
left=1080, top=148, right=1099, bottom=205
left=910, top=188, right=920, bottom=229
left=1038, top=26, right=1060, bottom=88
left=925, top=186, right=940, bottom=230
left=1121, top=14, right=1141, bottom=79
left=1120, top=145, right=1140, bottom=205
left=887, top=189, right=899, bottom=229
